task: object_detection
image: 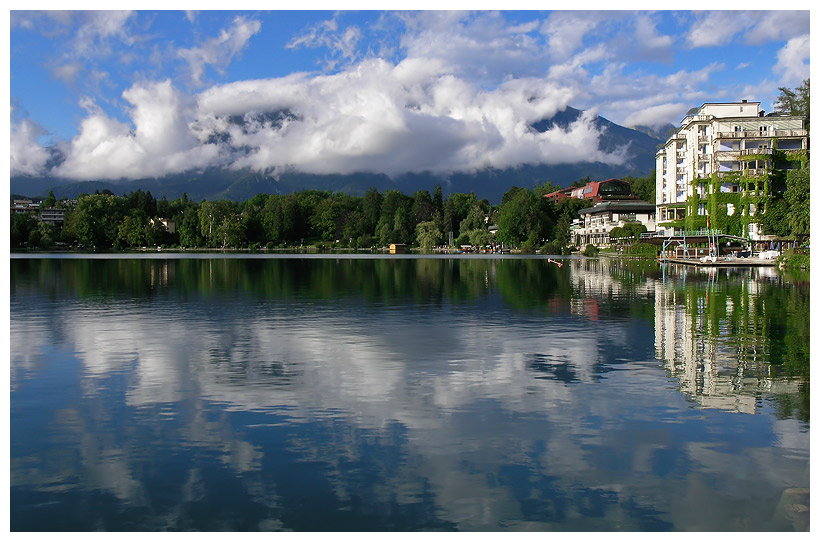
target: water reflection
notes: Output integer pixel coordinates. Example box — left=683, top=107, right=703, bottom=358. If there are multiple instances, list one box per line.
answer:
left=10, top=256, right=809, bottom=531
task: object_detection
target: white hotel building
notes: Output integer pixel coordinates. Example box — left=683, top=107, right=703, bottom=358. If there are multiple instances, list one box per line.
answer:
left=655, top=101, right=808, bottom=239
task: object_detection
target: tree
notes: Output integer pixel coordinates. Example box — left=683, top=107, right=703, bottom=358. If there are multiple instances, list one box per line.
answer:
left=199, top=200, right=245, bottom=248
left=71, top=193, right=124, bottom=249
left=458, top=202, right=485, bottom=239
left=554, top=211, right=573, bottom=254
left=534, top=180, right=562, bottom=197
left=10, top=213, right=38, bottom=248
left=177, top=205, right=204, bottom=247
left=415, top=220, right=441, bottom=250
left=42, top=190, right=56, bottom=208
left=497, top=187, right=539, bottom=246
left=784, top=169, right=810, bottom=236
left=624, top=172, right=656, bottom=203
left=117, top=210, right=148, bottom=248
left=28, top=221, right=55, bottom=249
left=412, top=189, right=435, bottom=224
left=774, top=79, right=809, bottom=122
left=759, top=196, right=790, bottom=237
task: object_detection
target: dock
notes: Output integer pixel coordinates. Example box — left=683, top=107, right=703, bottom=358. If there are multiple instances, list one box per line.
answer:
left=661, top=257, right=777, bottom=267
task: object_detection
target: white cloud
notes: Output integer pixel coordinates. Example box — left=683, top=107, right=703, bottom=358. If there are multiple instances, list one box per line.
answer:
left=623, top=102, right=688, bottom=130
left=540, top=11, right=609, bottom=61
left=631, top=13, right=674, bottom=60
left=10, top=116, right=51, bottom=176
left=397, top=11, right=546, bottom=84
left=687, top=10, right=809, bottom=49
left=17, top=10, right=801, bottom=182
left=177, top=16, right=262, bottom=85
left=55, top=80, right=220, bottom=180
left=287, top=14, right=363, bottom=71
left=72, top=10, right=135, bottom=55
left=743, top=11, right=810, bottom=45
left=686, top=11, right=748, bottom=48
left=773, top=34, right=810, bottom=87
left=192, top=57, right=621, bottom=177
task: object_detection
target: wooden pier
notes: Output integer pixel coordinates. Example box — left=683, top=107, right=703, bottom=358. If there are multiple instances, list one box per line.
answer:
left=660, top=257, right=777, bottom=267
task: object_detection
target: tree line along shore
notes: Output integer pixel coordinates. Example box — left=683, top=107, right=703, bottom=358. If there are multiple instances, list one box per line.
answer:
left=11, top=176, right=657, bottom=254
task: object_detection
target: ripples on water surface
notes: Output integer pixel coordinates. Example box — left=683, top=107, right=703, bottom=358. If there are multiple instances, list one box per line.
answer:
left=9, top=255, right=810, bottom=531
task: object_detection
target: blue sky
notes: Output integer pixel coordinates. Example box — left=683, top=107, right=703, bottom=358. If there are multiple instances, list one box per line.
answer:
left=8, top=8, right=812, bottom=181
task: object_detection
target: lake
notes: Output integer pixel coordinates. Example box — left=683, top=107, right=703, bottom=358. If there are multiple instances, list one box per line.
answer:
left=9, top=254, right=810, bottom=531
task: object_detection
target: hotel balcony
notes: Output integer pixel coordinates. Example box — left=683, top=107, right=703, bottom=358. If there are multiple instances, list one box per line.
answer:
left=740, top=148, right=773, bottom=156
left=716, top=129, right=807, bottom=139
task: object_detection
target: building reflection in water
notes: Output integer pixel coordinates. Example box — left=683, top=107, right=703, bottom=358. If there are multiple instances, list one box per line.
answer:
left=653, top=264, right=804, bottom=414
left=568, top=258, right=806, bottom=415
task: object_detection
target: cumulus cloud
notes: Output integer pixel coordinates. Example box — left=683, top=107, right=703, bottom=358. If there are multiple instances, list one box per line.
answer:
left=10, top=115, right=52, bottom=176
left=72, top=10, right=135, bottom=55
left=192, top=58, right=621, bottom=177
left=541, top=11, right=609, bottom=61
left=629, top=13, right=674, bottom=61
left=397, top=11, right=546, bottom=84
left=178, top=15, right=262, bottom=85
left=19, top=10, right=798, bottom=182
left=743, top=11, right=810, bottom=45
left=685, top=11, right=809, bottom=49
left=623, top=102, right=688, bottom=131
left=686, top=11, right=747, bottom=48
left=55, top=80, right=221, bottom=180
left=773, top=34, right=810, bottom=86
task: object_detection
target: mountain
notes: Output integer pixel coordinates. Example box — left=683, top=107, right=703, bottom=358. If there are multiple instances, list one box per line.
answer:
left=10, top=107, right=664, bottom=203
left=630, top=123, right=678, bottom=141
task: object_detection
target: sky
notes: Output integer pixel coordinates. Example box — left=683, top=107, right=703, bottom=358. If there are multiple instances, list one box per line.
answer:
left=7, top=6, right=813, bottom=182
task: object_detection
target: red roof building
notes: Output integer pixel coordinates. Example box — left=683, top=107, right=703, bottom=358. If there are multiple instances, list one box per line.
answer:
left=543, top=178, right=637, bottom=204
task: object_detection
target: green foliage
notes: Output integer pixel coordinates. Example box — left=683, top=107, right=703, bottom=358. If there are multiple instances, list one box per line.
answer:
left=42, top=190, right=56, bottom=208
left=198, top=200, right=245, bottom=248
left=784, top=169, right=810, bottom=235
left=70, top=193, right=125, bottom=249
left=534, top=180, right=562, bottom=197
left=610, top=222, right=646, bottom=241
left=778, top=250, right=810, bottom=271
left=28, top=221, right=55, bottom=249
left=519, top=234, right=540, bottom=254
left=621, top=242, right=659, bottom=257
left=10, top=212, right=38, bottom=248
left=582, top=244, right=600, bottom=257
left=553, top=211, right=572, bottom=254
left=415, top=220, right=441, bottom=250
left=496, top=186, right=554, bottom=247
left=117, top=210, right=148, bottom=248
left=468, top=228, right=494, bottom=247
left=774, top=79, right=810, bottom=123
left=623, top=172, right=655, bottom=203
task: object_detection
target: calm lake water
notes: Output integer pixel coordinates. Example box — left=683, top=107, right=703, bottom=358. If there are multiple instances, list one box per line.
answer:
left=10, top=254, right=810, bottom=531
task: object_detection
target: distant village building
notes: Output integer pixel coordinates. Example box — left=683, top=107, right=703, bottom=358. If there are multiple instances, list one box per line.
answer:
left=149, top=217, right=176, bottom=233
left=574, top=201, right=656, bottom=246
left=655, top=100, right=809, bottom=239
left=39, top=208, right=66, bottom=226
left=543, top=178, right=638, bottom=204
left=544, top=178, right=656, bottom=247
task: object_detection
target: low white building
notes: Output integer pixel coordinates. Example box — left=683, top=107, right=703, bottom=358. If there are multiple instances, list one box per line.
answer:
left=574, top=201, right=656, bottom=246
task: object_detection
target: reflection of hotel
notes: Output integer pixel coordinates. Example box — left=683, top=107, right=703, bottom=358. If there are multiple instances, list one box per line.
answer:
left=653, top=269, right=801, bottom=413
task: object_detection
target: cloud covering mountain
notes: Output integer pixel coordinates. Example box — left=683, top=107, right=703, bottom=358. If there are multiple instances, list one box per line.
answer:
left=10, top=10, right=810, bottom=185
